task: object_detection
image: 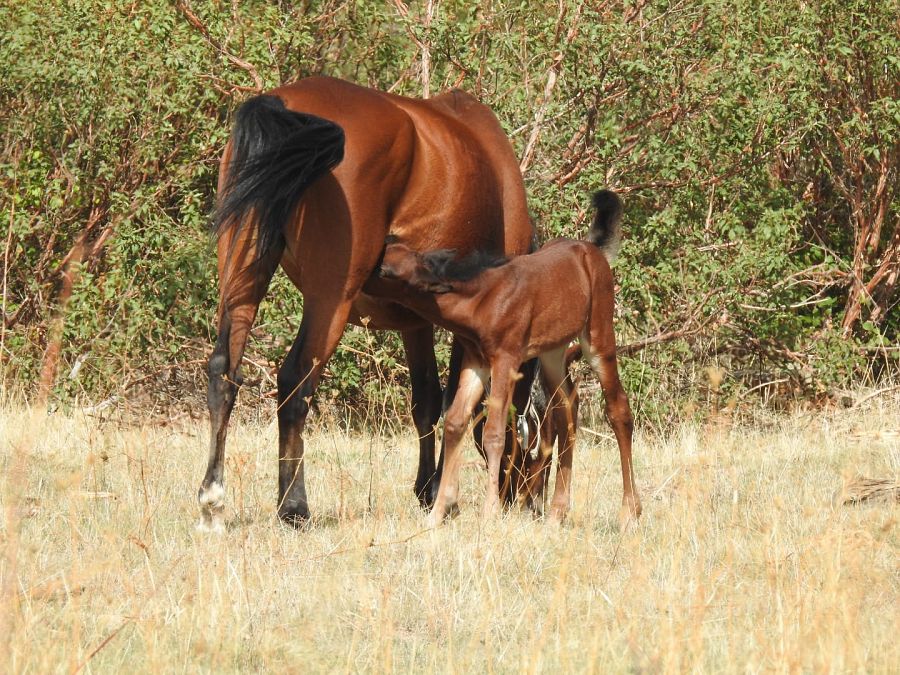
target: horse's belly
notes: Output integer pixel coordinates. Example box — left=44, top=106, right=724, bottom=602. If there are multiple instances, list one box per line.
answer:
left=348, top=293, right=430, bottom=331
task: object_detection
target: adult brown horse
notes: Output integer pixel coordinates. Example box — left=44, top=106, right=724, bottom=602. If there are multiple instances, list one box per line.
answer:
left=198, top=76, right=535, bottom=531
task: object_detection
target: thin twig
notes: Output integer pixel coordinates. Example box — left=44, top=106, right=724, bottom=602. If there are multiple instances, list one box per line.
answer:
left=519, top=1, right=584, bottom=174
left=580, top=426, right=614, bottom=442
left=175, top=0, right=264, bottom=92
left=737, top=378, right=789, bottom=400
left=850, top=385, right=900, bottom=410
left=72, top=554, right=188, bottom=673
left=1, top=172, right=14, bottom=385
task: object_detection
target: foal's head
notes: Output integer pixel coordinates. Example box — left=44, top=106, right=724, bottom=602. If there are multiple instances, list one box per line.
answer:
left=375, top=238, right=453, bottom=294
left=373, top=237, right=508, bottom=296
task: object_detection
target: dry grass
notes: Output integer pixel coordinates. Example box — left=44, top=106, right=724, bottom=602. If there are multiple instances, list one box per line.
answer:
left=1, top=396, right=898, bottom=674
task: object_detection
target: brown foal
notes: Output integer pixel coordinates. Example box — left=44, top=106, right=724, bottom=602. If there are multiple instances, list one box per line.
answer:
left=365, top=191, right=642, bottom=526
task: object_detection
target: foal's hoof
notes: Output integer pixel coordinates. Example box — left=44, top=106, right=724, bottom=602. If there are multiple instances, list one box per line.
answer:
left=547, top=505, right=568, bottom=526
left=524, top=500, right=546, bottom=520
left=426, top=503, right=459, bottom=529
left=277, top=505, right=311, bottom=529
left=617, top=498, right=642, bottom=530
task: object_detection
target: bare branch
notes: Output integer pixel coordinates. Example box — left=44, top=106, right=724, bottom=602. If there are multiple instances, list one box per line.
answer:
left=175, top=0, right=263, bottom=92
left=519, top=1, right=585, bottom=174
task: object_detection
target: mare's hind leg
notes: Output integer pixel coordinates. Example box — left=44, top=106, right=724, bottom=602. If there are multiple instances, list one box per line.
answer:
left=276, top=293, right=354, bottom=526
left=199, top=312, right=242, bottom=533
left=402, top=327, right=442, bottom=509
left=520, top=373, right=558, bottom=516
left=199, top=250, right=279, bottom=532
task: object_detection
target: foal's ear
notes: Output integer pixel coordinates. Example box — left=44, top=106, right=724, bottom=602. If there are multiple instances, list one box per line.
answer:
left=378, top=263, right=398, bottom=279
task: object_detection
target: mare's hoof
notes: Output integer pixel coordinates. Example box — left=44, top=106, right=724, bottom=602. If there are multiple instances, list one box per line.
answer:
left=416, top=488, right=436, bottom=511
left=277, top=506, right=310, bottom=529
left=196, top=517, right=226, bottom=534
left=415, top=479, right=440, bottom=511
left=197, top=482, right=226, bottom=533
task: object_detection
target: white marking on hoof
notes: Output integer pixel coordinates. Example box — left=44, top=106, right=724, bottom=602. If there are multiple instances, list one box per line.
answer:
left=197, top=482, right=226, bottom=534
left=195, top=516, right=226, bottom=534
left=199, top=481, right=226, bottom=510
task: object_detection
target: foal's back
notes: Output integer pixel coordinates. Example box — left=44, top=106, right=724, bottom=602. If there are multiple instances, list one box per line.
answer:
left=485, top=238, right=615, bottom=356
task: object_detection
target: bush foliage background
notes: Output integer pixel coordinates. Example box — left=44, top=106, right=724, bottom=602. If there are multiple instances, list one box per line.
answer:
left=1, top=0, right=897, bottom=422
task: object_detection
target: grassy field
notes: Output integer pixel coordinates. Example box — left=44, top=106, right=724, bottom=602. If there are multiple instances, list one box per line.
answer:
left=1, top=396, right=898, bottom=673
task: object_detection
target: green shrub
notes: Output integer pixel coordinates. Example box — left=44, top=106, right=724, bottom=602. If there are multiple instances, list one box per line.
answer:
left=1, top=0, right=896, bottom=418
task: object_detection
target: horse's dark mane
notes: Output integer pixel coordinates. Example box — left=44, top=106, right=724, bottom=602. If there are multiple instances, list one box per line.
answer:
left=421, top=248, right=509, bottom=282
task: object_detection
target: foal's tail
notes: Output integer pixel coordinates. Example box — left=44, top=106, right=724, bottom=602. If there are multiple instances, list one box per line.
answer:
left=214, top=94, right=345, bottom=260
left=587, top=189, right=623, bottom=263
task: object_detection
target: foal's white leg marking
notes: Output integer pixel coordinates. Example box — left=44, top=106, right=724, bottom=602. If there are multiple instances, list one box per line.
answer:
left=579, top=333, right=602, bottom=371
left=197, top=481, right=226, bottom=534
left=427, top=361, right=488, bottom=528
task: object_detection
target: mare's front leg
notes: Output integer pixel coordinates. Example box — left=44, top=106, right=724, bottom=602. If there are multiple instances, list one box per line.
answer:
left=402, top=327, right=443, bottom=509
left=276, top=293, right=354, bottom=526
left=428, top=351, right=486, bottom=527
left=501, top=358, right=539, bottom=505
left=481, top=355, right=519, bottom=519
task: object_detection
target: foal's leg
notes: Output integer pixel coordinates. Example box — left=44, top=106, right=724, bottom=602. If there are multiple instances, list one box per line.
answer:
left=539, top=349, right=579, bottom=523
left=520, top=367, right=563, bottom=516
left=432, top=339, right=465, bottom=506
left=428, top=352, right=487, bottom=527
left=503, top=358, right=539, bottom=505
left=401, top=327, right=442, bottom=509
left=199, top=242, right=280, bottom=533
left=481, top=355, right=519, bottom=519
left=582, top=326, right=641, bottom=525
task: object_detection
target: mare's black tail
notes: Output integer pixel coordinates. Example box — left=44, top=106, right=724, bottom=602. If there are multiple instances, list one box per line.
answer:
left=214, top=94, right=345, bottom=259
left=587, top=190, right=623, bottom=262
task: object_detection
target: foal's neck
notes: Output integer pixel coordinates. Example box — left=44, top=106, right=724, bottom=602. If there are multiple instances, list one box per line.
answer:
left=425, top=275, right=495, bottom=333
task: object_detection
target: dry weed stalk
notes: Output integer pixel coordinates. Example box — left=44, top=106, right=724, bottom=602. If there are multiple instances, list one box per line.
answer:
left=839, top=476, right=900, bottom=505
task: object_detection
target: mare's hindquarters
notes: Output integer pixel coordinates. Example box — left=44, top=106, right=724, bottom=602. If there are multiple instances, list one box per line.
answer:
left=199, top=95, right=345, bottom=531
